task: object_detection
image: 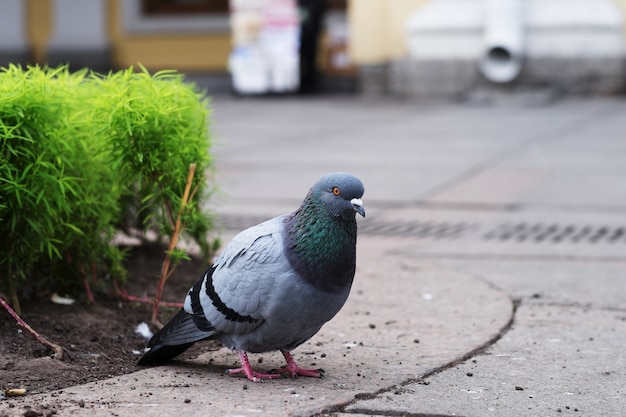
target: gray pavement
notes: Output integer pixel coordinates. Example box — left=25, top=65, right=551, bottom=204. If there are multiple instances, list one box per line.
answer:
left=2, top=95, right=626, bottom=416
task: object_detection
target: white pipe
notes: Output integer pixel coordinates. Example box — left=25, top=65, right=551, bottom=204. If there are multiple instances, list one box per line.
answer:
left=479, top=0, right=525, bottom=83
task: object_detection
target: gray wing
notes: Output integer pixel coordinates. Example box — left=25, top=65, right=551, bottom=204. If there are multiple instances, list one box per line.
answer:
left=183, top=215, right=289, bottom=336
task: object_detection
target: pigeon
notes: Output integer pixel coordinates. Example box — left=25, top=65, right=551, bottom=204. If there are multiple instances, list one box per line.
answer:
left=138, top=172, right=365, bottom=382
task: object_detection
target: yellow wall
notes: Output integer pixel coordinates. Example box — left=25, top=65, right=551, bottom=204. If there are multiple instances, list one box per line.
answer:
left=25, top=0, right=231, bottom=71
left=348, top=0, right=429, bottom=65
left=26, top=0, right=52, bottom=64
left=108, top=0, right=231, bottom=71
left=111, top=34, right=231, bottom=71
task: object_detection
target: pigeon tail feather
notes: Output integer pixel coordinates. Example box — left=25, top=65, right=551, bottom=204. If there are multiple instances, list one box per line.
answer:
left=138, top=308, right=217, bottom=366
left=137, top=342, right=196, bottom=365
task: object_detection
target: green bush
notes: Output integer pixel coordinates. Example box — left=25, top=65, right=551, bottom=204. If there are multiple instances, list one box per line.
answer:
left=0, top=65, right=216, bottom=312
left=92, top=68, right=215, bottom=258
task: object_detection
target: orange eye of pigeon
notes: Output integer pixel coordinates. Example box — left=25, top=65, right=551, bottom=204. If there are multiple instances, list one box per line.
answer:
left=332, top=187, right=340, bottom=195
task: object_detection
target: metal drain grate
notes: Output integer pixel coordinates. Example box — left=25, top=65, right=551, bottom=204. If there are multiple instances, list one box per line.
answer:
left=217, top=214, right=474, bottom=240
left=483, top=222, right=626, bottom=244
left=359, top=220, right=474, bottom=239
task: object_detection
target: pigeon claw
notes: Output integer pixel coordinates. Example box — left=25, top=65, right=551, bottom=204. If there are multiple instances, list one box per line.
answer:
left=227, top=351, right=326, bottom=382
left=274, top=350, right=325, bottom=379
left=225, top=367, right=282, bottom=383
left=271, top=365, right=324, bottom=379
left=228, top=351, right=286, bottom=383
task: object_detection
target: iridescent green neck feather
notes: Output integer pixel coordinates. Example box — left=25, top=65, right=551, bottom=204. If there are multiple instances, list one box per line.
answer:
left=283, top=191, right=358, bottom=293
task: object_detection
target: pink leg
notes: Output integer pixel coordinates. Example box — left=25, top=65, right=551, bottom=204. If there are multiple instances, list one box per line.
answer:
left=274, top=350, right=325, bottom=378
left=225, top=351, right=284, bottom=383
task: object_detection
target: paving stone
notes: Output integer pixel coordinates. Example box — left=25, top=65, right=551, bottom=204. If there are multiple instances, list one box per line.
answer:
left=345, top=303, right=626, bottom=416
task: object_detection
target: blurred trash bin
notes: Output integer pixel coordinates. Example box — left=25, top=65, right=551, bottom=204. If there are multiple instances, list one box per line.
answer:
left=229, top=0, right=300, bottom=94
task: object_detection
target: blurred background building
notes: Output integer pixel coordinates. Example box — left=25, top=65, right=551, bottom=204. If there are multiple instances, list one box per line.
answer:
left=1, top=0, right=626, bottom=96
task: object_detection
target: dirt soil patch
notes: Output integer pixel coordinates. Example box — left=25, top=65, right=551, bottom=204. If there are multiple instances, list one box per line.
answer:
left=0, top=245, right=221, bottom=397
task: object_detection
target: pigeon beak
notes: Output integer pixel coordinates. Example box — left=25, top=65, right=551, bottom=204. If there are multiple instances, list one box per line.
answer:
left=351, top=198, right=366, bottom=218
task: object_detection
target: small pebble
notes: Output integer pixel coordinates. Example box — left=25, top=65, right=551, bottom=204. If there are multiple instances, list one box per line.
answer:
left=515, top=386, right=524, bottom=391
left=466, top=372, right=473, bottom=377
left=184, top=399, right=191, bottom=404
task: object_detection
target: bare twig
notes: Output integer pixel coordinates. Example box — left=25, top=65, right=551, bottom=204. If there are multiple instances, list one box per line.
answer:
left=112, top=282, right=183, bottom=308
left=0, top=296, right=64, bottom=360
left=151, top=163, right=197, bottom=325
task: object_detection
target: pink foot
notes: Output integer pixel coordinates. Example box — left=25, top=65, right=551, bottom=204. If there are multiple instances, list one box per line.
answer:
left=226, top=351, right=284, bottom=383
left=225, top=351, right=324, bottom=382
left=272, top=350, right=325, bottom=379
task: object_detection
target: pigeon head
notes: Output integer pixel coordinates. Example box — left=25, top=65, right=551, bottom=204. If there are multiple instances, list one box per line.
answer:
left=312, top=172, right=365, bottom=219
